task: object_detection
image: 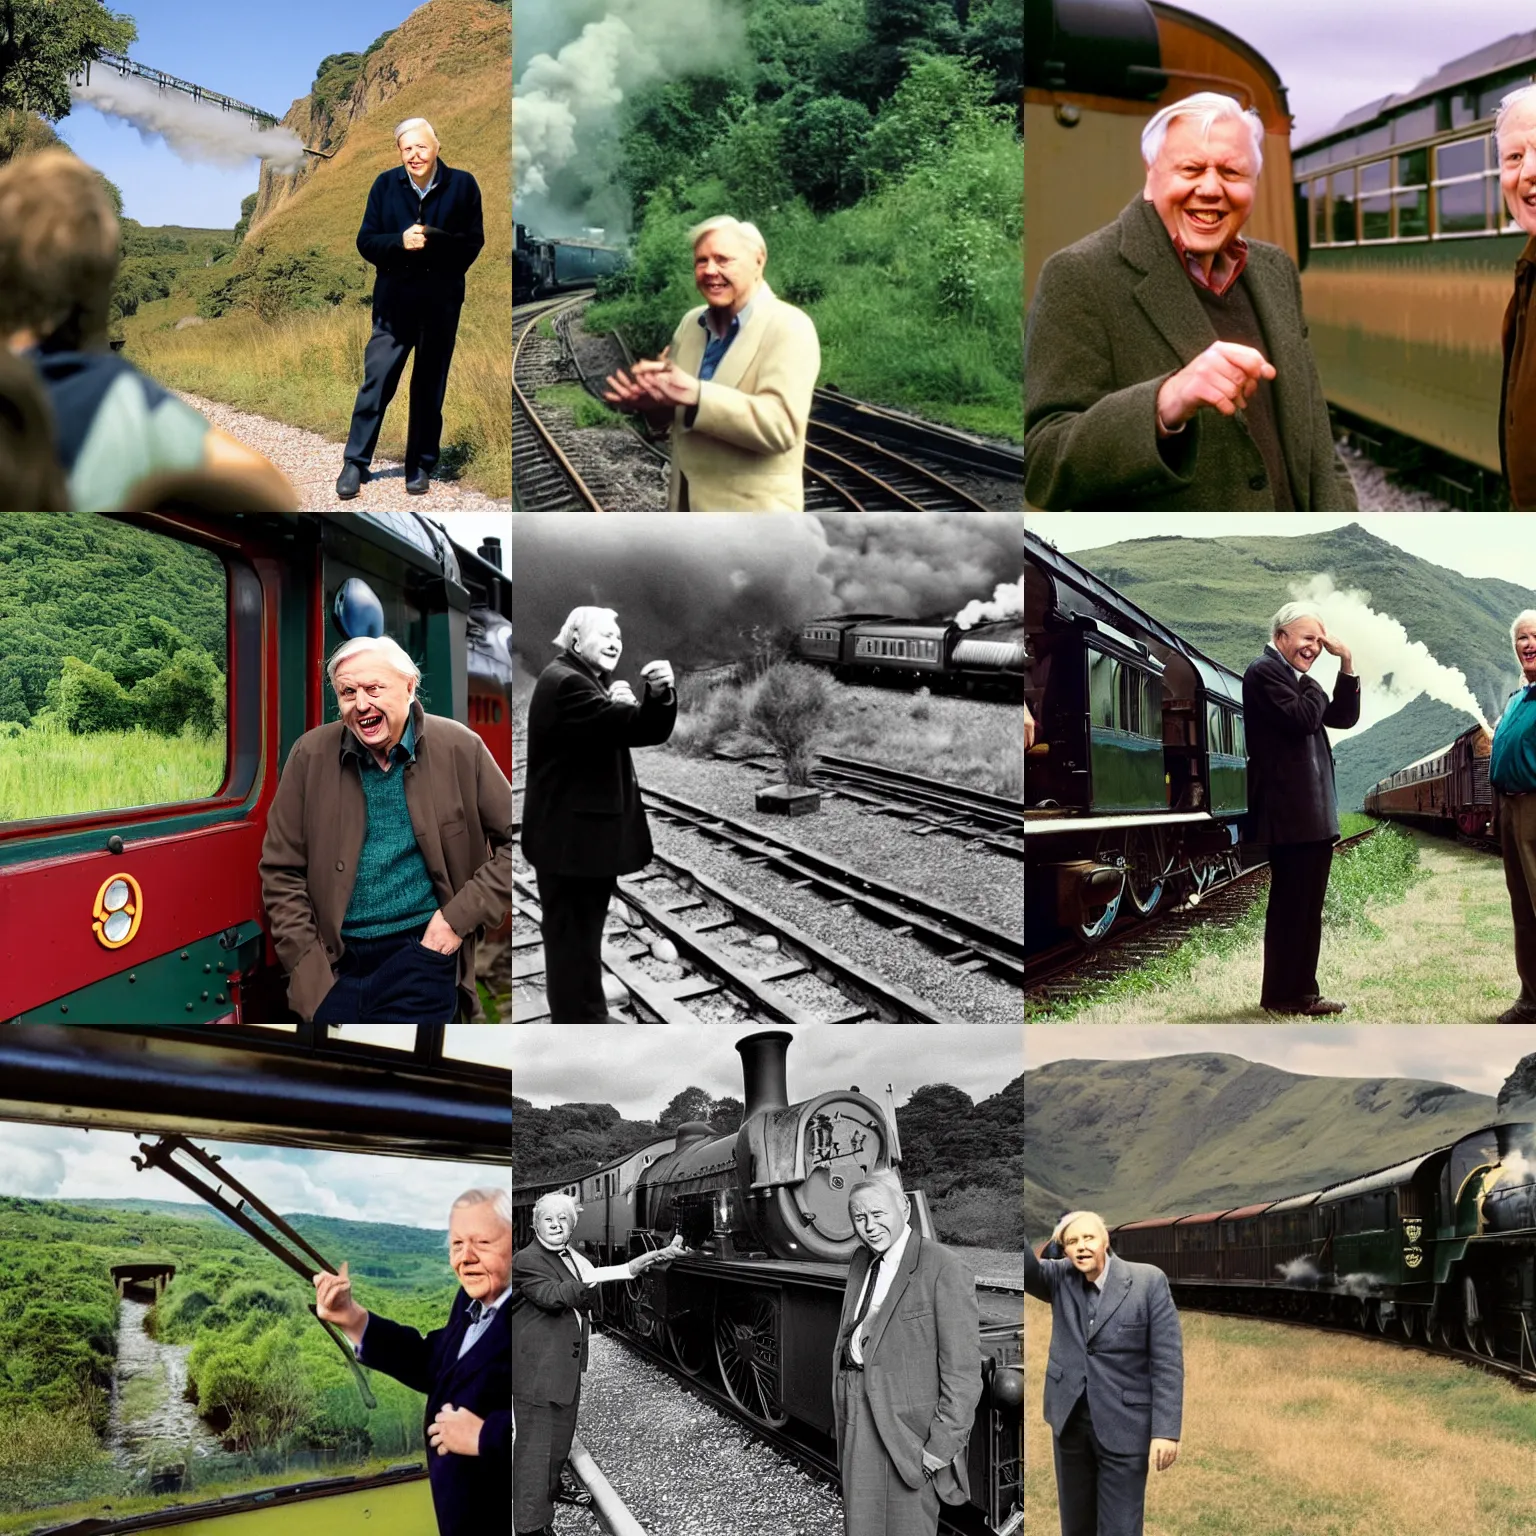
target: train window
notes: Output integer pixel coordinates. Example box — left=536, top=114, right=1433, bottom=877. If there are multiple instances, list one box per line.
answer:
left=0, top=514, right=229, bottom=824
left=1362, top=1192, right=1387, bottom=1229
left=1450, top=90, right=1477, bottom=130
left=1088, top=651, right=1116, bottom=731
left=1310, top=177, right=1329, bottom=246
left=1437, top=174, right=1488, bottom=235
left=1330, top=170, right=1357, bottom=243
left=1119, top=668, right=1141, bottom=735
left=1230, top=712, right=1246, bottom=757
left=1437, top=137, right=1486, bottom=181
left=1360, top=161, right=1392, bottom=241
left=1394, top=150, right=1429, bottom=238
left=1391, top=104, right=1438, bottom=145
left=1480, top=73, right=1533, bottom=121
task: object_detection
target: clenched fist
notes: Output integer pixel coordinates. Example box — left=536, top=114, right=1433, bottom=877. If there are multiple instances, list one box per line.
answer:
left=1156, top=341, right=1276, bottom=432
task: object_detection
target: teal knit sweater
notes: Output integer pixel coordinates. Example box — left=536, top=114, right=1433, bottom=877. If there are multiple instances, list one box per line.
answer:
left=341, top=718, right=440, bottom=939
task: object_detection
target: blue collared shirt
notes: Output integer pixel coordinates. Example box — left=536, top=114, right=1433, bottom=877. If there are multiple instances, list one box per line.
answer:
left=405, top=165, right=439, bottom=205
left=1492, top=682, right=1536, bottom=793
left=697, top=294, right=756, bottom=382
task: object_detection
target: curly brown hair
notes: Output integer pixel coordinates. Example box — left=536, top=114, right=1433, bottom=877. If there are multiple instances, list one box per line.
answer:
left=0, top=149, right=119, bottom=350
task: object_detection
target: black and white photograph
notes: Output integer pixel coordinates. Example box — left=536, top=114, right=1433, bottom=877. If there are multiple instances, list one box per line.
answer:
left=511, top=1022, right=1024, bottom=1536
left=510, top=512, right=1025, bottom=1025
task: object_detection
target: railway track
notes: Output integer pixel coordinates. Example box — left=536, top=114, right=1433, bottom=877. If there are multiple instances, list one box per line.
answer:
left=641, top=783, right=1026, bottom=987
left=553, top=294, right=1018, bottom=511
left=719, top=750, right=1023, bottom=859
left=1026, top=826, right=1378, bottom=1007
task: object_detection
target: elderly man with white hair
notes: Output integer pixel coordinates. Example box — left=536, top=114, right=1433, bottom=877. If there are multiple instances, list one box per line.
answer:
left=521, top=607, right=676, bottom=1020
left=1491, top=609, right=1536, bottom=1020
left=1025, top=91, right=1355, bottom=511
left=1025, top=1212, right=1183, bottom=1536
left=336, top=115, right=485, bottom=499
left=513, top=1191, right=683, bottom=1536
left=259, top=633, right=512, bottom=1023
left=1242, top=604, right=1359, bottom=1014
left=315, top=1185, right=512, bottom=1536
left=602, top=214, right=821, bottom=510
left=1496, top=86, right=1536, bottom=508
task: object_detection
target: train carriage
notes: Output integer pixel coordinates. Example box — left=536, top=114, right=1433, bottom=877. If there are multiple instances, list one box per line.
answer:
left=1364, top=722, right=1494, bottom=840
left=0, top=511, right=513, bottom=1025
left=791, top=614, right=1024, bottom=700
left=513, top=222, right=626, bottom=303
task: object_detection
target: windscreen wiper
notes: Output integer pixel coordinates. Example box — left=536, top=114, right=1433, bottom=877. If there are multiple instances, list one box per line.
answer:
left=132, top=1133, right=377, bottom=1408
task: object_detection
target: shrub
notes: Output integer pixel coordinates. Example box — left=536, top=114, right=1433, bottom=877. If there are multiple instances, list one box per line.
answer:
left=131, top=648, right=222, bottom=738
left=58, top=658, right=136, bottom=735
left=671, top=680, right=747, bottom=758
left=746, top=663, right=833, bottom=787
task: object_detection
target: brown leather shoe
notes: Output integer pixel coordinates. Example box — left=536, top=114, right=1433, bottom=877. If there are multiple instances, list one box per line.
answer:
left=1300, top=996, right=1347, bottom=1016
left=1498, top=1003, right=1536, bottom=1023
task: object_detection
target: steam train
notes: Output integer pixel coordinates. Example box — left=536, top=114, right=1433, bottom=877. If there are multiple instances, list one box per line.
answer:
left=1104, top=1119, right=1536, bottom=1369
left=1364, top=722, right=1496, bottom=842
left=792, top=614, right=1026, bottom=701
left=0, top=511, right=513, bottom=1025
left=512, top=1031, right=1024, bottom=1536
left=1025, top=529, right=1252, bottom=948
left=513, top=221, right=626, bottom=303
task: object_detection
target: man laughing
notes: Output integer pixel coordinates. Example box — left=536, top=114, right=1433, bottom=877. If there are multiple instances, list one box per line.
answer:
left=1025, top=92, right=1356, bottom=511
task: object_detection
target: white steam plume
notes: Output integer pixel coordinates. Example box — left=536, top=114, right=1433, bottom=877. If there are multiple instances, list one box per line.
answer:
left=71, top=73, right=307, bottom=175
left=955, top=579, right=1022, bottom=630
left=514, top=0, right=744, bottom=209
left=1284, top=573, right=1491, bottom=740
left=1277, top=1255, right=1322, bottom=1284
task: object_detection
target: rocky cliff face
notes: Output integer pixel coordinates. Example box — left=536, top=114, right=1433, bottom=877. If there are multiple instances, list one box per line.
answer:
left=1498, top=1054, right=1536, bottom=1116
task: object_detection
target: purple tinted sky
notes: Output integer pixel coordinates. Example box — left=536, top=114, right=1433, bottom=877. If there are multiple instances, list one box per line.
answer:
left=1177, top=0, right=1536, bottom=144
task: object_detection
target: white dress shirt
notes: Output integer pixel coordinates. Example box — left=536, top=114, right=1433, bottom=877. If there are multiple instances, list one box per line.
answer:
left=849, top=1222, right=911, bottom=1365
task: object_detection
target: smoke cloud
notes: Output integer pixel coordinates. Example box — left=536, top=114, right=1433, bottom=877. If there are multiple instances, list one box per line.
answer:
left=71, top=73, right=308, bottom=175
left=956, top=579, right=1023, bottom=630
left=1337, top=1271, right=1386, bottom=1299
left=819, top=514, right=1022, bottom=619
left=1276, top=1255, right=1322, bottom=1284
left=513, top=0, right=745, bottom=237
left=1284, top=573, right=1491, bottom=740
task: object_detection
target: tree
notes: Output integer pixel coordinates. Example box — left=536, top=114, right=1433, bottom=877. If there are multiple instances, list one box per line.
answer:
left=782, top=94, right=871, bottom=211
left=747, top=662, right=833, bottom=788
left=0, top=0, right=137, bottom=120
left=232, top=191, right=258, bottom=247
left=57, top=656, right=134, bottom=734
left=0, top=671, right=29, bottom=725
left=132, top=647, right=221, bottom=737
left=710, top=1096, right=745, bottom=1133
left=658, top=1086, right=716, bottom=1132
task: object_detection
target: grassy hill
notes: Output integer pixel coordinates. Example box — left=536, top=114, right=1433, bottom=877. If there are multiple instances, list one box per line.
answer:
left=1023, top=1052, right=1494, bottom=1234
left=120, top=0, right=510, bottom=497
left=1332, top=693, right=1481, bottom=811
left=1067, top=523, right=1532, bottom=720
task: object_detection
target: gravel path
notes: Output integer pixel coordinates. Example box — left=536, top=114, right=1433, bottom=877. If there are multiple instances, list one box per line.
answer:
left=176, top=391, right=511, bottom=510
left=1339, top=441, right=1453, bottom=511
left=577, top=1334, right=845, bottom=1536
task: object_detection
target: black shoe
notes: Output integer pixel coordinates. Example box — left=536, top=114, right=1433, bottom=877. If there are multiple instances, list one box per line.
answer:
left=336, top=463, right=363, bottom=499
left=1499, top=1003, right=1536, bottom=1023
left=405, top=469, right=431, bottom=494
left=554, top=1469, right=592, bottom=1508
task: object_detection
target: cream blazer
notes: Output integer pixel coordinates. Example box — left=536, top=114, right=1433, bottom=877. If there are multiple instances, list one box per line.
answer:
left=666, top=283, right=820, bottom=511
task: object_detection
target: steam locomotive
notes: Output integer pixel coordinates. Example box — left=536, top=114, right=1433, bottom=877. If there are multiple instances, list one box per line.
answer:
left=513, top=221, right=626, bottom=303
left=1025, top=530, right=1253, bottom=947
left=1, top=511, right=512, bottom=1024
left=1364, top=722, right=1496, bottom=842
left=1105, top=1119, right=1536, bottom=1367
left=512, top=1031, right=1024, bottom=1536
left=792, top=614, right=1026, bottom=701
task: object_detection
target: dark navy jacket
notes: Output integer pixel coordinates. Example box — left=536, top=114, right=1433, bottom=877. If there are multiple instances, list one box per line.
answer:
left=356, top=161, right=485, bottom=306
left=358, top=1288, right=510, bottom=1536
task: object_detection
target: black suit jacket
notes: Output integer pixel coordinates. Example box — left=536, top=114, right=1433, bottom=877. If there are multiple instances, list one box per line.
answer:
left=510, top=1240, right=594, bottom=1407
left=520, top=652, right=678, bottom=879
left=1242, top=647, right=1360, bottom=845
left=357, top=162, right=485, bottom=308
left=358, top=1289, right=510, bottom=1536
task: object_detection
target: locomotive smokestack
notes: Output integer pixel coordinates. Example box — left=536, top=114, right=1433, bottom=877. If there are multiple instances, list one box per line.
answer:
left=478, top=537, right=504, bottom=571
left=736, top=1031, right=792, bottom=1119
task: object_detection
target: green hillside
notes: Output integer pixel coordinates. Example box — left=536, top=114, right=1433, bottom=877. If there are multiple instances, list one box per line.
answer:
left=1068, top=523, right=1532, bottom=719
left=1023, top=1052, right=1494, bottom=1235
left=1332, top=693, right=1480, bottom=812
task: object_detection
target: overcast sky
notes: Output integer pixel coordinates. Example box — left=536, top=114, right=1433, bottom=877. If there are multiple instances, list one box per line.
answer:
left=1026, top=513, right=1536, bottom=590
left=1024, top=1024, right=1536, bottom=1098
left=1179, top=1, right=1536, bottom=145
left=0, top=1125, right=506, bottom=1231
left=513, top=1026, right=1023, bottom=1120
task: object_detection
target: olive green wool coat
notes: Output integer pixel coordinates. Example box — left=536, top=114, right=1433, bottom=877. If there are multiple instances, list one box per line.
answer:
left=1024, top=197, right=1357, bottom=512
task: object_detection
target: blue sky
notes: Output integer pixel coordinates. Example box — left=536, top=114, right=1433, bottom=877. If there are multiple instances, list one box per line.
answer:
left=55, top=0, right=424, bottom=227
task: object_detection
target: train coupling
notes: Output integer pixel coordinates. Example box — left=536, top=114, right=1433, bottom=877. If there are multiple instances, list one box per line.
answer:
left=1048, top=859, right=1125, bottom=927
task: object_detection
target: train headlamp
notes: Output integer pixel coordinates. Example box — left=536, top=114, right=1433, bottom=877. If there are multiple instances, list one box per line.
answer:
left=93, top=872, right=143, bottom=949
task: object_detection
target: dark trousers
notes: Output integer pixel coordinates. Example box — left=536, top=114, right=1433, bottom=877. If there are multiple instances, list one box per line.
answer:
left=313, top=924, right=459, bottom=1023
left=1261, top=839, right=1334, bottom=1008
left=342, top=285, right=462, bottom=476
left=1053, top=1396, right=1149, bottom=1536
left=535, top=869, right=616, bottom=1021
left=513, top=1391, right=579, bottom=1534
left=1502, top=792, right=1536, bottom=1004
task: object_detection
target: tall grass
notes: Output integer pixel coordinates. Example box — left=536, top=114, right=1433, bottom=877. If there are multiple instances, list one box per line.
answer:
left=0, top=1402, right=114, bottom=1516
left=0, top=722, right=226, bottom=822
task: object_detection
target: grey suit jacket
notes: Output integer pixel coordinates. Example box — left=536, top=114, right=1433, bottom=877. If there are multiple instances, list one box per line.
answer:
left=1024, top=196, right=1357, bottom=512
left=831, top=1230, right=982, bottom=1500
left=1024, top=1244, right=1183, bottom=1454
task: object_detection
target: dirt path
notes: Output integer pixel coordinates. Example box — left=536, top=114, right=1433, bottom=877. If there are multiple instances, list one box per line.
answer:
left=177, top=391, right=511, bottom=510
left=1054, top=832, right=1522, bottom=1025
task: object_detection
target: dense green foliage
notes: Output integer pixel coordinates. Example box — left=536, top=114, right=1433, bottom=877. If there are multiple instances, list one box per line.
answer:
left=581, top=0, right=1023, bottom=438
left=310, top=30, right=397, bottom=117
left=0, top=1197, right=455, bottom=1515
left=199, top=245, right=363, bottom=321
left=0, top=0, right=136, bottom=120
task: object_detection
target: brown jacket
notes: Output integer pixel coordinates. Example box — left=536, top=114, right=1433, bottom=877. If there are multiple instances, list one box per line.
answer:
left=258, top=701, right=512, bottom=1021
left=1500, top=235, right=1536, bottom=509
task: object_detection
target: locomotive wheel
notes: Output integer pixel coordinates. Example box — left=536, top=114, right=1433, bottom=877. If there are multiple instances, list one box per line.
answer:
left=1400, top=1307, right=1418, bottom=1340
left=1122, top=829, right=1168, bottom=918
left=1374, top=1303, right=1391, bottom=1335
left=666, top=1300, right=710, bottom=1377
left=713, top=1288, right=789, bottom=1429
